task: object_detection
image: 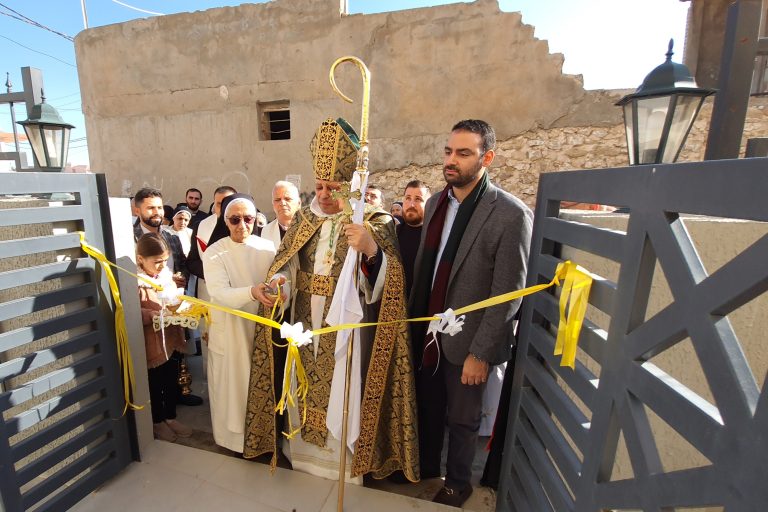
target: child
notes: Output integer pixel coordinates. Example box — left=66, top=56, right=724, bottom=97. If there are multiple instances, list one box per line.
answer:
left=136, top=233, right=193, bottom=442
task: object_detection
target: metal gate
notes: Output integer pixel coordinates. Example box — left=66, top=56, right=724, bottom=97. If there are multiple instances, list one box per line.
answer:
left=0, top=173, right=132, bottom=511
left=498, top=158, right=768, bottom=511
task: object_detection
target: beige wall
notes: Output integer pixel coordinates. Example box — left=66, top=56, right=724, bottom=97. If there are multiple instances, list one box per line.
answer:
left=74, top=0, right=598, bottom=214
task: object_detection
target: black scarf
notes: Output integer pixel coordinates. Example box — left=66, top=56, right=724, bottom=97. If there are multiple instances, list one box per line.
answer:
left=410, top=171, right=489, bottom=367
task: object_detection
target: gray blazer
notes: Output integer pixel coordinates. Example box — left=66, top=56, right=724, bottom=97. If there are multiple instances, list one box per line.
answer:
left=410, top=182, right=533, bottom=366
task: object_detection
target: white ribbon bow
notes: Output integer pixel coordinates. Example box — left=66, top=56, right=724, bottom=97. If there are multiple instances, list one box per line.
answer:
left=157, top=282, right=182, bottom=306
left=427, top=308, right=466, bottom=337
left=280, top=321, right=313, bottom=347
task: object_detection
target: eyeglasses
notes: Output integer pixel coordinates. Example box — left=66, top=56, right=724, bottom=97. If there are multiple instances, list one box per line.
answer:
left=227, top=215, right=256, bottom=225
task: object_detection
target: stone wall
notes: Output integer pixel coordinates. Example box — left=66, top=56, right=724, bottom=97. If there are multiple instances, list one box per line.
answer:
left=373, top=97, right=768, bottom=209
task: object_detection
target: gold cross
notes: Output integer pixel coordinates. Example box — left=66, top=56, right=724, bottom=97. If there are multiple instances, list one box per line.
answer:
left=331, top=182, right=362, bottom=215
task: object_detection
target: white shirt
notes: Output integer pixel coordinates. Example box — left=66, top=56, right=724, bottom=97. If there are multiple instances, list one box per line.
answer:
left=432, top=189, right=460, bottom=287
left=196, top=214, right=218, bottom=251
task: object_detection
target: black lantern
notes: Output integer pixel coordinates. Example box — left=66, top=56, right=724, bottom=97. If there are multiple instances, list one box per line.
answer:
left=17, top=90, right=75, bottom=171
left=617, top=40, right=715, bottom=165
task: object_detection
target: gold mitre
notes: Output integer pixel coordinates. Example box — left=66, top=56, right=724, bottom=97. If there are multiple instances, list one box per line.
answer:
left=310, top=117, right=361, bottom=183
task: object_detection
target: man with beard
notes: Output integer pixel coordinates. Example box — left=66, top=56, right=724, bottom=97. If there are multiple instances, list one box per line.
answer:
left=179, top=188, right=209, bottom=230
left=409, top=120, right=532, bottom=507
left=244, top=117, right=418, bottom=483
left=133, top=187, right=187, bottom=286
left=132, top=187, right=204, bottom=407
left=397, top=180, right=431, bottom=297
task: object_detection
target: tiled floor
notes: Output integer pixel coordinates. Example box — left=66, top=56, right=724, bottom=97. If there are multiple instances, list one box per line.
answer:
left=74, top=352, right=497, bottom=511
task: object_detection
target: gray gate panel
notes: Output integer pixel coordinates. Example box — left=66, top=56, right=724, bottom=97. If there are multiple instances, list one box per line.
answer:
left=0, top=307, right=99, bottom=353
left=0, top=260, right=94, bottom=292
left=6, top=377, right=107, bottom=435
left=11, top=399, right=110, bottom=462
left=528, top=326, right=596, bottom=403
left=498, top=158, right=768, bottom=511
left=516, top=417, right=573, bottom=511
left=0, top=173, right=133, bottom=511
left=0, top=233, right=83, bottom=259
left=0, top=205, right=89, bottom=228
left=540, top=217, right=626, bottom=262
left=0, top=283, right=93, bottom=322
left=511, top=447, right=557, bottom=512
left=0, top=354, right=103, bottom=411
left=15, top=420, right=112, bottom=487
left=22, top=441, right=114, bottom=510
left=520, top=389, right=580, bottom=487
left=0, top=332, right=101, bottom=382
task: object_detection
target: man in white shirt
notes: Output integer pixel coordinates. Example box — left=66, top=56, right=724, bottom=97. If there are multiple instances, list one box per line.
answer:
left=261, top=180, right=301, bottom=250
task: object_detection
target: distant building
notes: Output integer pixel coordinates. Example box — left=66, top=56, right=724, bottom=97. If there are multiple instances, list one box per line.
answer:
left=0, top=131, right=30, bottom=172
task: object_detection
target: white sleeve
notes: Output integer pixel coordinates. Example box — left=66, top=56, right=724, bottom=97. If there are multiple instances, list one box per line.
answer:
left=202, top=249, right=254, bottom=309
left=360, top=251, right=387, bottom=304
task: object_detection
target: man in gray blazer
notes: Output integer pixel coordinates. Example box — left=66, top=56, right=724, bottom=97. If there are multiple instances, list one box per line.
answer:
left=409, top=119, right=532, bottom=507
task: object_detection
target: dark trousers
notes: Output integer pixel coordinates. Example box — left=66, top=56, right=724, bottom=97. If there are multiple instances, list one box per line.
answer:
left=148, top=356, right=179, bottom=423
left=417, top=357, right=486, bottom=490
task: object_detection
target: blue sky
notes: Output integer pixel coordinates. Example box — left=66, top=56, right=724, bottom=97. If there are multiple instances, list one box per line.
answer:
left=0, top=0, right=689, bottom=167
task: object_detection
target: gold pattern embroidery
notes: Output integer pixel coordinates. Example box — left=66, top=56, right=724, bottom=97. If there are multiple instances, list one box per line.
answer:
left=309, top=118, right=359, bottom=183
left=297, top=271, right=337, bottom=297
left=243, top=206, right=419, bottom=481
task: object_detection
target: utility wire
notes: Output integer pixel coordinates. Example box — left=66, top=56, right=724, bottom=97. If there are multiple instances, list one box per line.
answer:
left=111, top=0, right=164, bottom=16
left=0, top=34, right=76, bottom=67
left=50, top=92, right=81, bottom=101
left=56, top=97, right=83, bottom=106
left=0, top=2, right=75, bottom=42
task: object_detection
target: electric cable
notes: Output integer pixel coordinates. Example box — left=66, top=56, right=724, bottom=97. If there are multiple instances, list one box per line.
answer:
left=0, top=2, right=75, bottom=42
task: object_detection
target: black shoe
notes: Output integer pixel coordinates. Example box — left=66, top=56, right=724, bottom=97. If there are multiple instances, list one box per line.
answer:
left=386, top=471, right=412, bottom=484
left=420, top=469, right=441, bottom=479
left=432, top=485, right=473, bottom=508
left=178, top=393, right=203, bottom=406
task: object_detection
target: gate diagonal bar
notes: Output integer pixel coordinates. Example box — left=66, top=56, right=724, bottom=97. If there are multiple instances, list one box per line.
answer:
left=498, top=158, right=768, bottom=512
left=0, top=173, right=132, bottom=512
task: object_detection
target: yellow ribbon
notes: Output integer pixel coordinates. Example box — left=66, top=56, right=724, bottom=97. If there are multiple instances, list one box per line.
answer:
left=78, top=233, right=143, bottom=414
left=554, top=261, right=593, bottom=369
left=80, top=233, right=593, bottom=415
left=265, top=286, right=309, bottom=439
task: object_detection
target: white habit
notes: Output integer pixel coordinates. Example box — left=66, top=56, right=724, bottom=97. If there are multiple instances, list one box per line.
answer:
left=203, top=235, right=276, bottom=452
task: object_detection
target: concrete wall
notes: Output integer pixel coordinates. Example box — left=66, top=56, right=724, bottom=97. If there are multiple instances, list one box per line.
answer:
left=74, top=0, right=598, bottom=213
